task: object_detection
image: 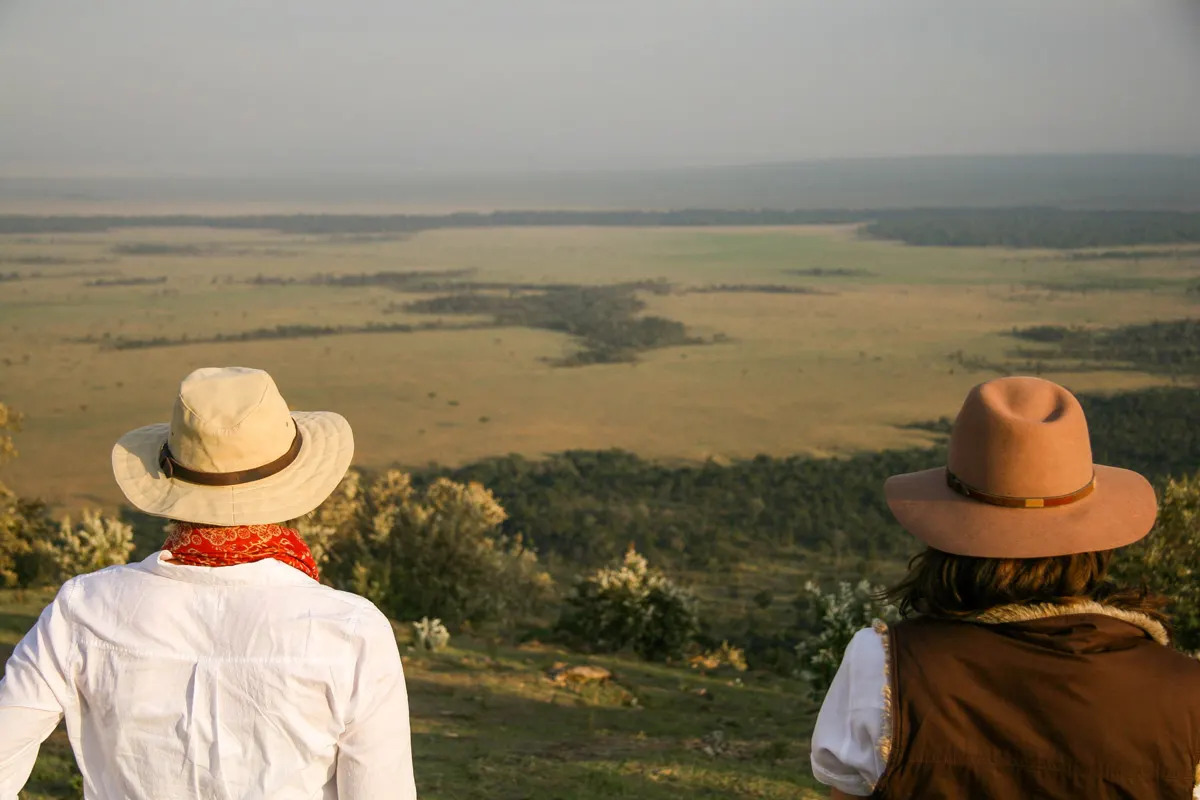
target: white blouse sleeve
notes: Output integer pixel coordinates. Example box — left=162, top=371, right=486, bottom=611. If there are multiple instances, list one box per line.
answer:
left=810, top=626, right=889, bottom=796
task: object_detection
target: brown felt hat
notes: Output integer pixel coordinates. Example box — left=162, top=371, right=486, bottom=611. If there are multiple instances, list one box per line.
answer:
left=884, top=376, right=1158, bottom=558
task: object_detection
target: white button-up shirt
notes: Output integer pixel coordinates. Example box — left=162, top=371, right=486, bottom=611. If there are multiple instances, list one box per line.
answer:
left=0, top=552, right=417, bottom=799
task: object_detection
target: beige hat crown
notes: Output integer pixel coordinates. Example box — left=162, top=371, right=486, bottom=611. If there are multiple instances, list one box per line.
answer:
left=112, top=367, right=354, bottom=526
left=166, top=367, right=298, bottom=475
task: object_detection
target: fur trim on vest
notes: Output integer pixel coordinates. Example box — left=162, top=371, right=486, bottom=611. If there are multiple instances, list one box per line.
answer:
left=972, top=601, right=1170, bottom=647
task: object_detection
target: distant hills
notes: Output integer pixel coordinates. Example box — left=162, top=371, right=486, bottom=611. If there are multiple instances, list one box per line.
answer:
left=2, top=154, right=1198, bottom=212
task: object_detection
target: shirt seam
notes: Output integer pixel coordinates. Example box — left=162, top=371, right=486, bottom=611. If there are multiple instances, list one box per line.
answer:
left=62, top=578, right=82, bottom=717
left=340, top=605, right=373, bottom=732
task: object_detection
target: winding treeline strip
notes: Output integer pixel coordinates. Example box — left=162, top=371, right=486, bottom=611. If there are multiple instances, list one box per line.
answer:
left=85, top=276, right=166, bottom=287
left=90, top=320, right=495, bottom=350
left=684, top=284, right=826, bottom=295
left=4, top=208, right=1200, bottom=248
left=400, top=282, right=699, bottom=366
left=863, top=208, right=1200, bottom=248
left=1010, top=319, right=1200, bottom=375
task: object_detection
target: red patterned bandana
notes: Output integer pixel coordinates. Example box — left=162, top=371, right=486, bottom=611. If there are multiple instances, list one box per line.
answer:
left=164, top=522, right=320, bottom=582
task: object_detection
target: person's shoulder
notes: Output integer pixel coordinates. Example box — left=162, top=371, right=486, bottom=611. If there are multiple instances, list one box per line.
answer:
left=303, top=584, right=392, bottom=633
left=57, top=557, right=155, bottom=596
left=305, top=589, right=399, bottom=658
left=841, top=625, right=888, bottom=673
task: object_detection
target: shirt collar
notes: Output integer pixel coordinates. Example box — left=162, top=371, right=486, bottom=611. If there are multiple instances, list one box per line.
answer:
left=135, top=551, right=319, bottom=587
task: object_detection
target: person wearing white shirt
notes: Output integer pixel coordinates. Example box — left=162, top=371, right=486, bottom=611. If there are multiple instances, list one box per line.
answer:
left=0, top=366, right=418, bottom=799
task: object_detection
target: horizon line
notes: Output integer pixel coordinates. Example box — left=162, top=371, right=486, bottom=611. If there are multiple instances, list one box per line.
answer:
left=4, top=151, right=1200, bottom=182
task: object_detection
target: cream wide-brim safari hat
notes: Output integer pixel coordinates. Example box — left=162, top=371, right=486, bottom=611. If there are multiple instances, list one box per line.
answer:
left=112, top=366, right=354, bottom=526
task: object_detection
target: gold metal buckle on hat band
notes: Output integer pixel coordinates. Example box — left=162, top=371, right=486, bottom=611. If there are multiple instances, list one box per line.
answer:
left=158, top=429, right=304, bottom=486
left=945, top=469, right=1096, bottom=509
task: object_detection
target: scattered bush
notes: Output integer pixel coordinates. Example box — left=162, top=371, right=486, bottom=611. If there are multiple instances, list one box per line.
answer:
left=794, top=579, right=898, bottom=701
left=0, top=401, right=18, bottom=466
left=688, top=640, right=748, bottom=672
left=556, top=546, right=701, bottom=661
left=52, top=509, right=135, bottom=579
left=309, top=470, right=554, bottom=629
left=413, top=617, right=451, bottom=652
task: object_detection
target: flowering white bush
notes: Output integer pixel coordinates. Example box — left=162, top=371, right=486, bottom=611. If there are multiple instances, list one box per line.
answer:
left=557, top=546, right=700, bottom=661
left=794, top=579, right=898, bottom=701
left=53, top=509, right=135, bottom=579
left=413, top=617, right=451, bottom=651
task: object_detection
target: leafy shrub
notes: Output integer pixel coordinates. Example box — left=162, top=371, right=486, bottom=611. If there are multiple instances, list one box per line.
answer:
left=794, top=579, right=898, bottom=701
left=52, top=509, right=135, bottom=579
left=413, top=617, right=451, bottom=651
left=0, top=492, right=53, bottom=587
left=1113, top=472, right=1200, bottom=652
left=556, top=546, right=700, bottom=661
left=307, top=469, right=553, bottom=629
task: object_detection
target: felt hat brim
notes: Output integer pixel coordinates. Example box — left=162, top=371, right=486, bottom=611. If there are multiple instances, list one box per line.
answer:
left=112, top=411, right=353, bottom=526
left=884, top=464, right=1158, bottom=558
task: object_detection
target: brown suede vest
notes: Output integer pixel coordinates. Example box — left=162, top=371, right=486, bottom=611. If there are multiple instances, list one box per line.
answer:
left=872, top=613, right=1200, bottom=800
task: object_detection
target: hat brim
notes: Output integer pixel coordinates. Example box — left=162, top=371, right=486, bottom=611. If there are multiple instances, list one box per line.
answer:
left=884, top=464, right=1158, bottom=558
left=112, top=411, right=354, bottom=526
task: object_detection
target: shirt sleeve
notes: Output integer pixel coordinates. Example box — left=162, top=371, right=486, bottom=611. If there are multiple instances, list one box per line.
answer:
left=336, top=607, right=417, bottom=800
left=0, top=582, right=77, bottom=799
left=810, top=626, right=889, bottom=797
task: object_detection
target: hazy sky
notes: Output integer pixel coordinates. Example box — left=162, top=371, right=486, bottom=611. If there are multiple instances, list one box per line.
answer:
left=1, top=0, right=1198, bottom=176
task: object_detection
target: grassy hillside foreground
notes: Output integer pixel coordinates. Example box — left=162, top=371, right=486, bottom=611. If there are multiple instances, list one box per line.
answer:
left=0, top=588, right=824, bottom=800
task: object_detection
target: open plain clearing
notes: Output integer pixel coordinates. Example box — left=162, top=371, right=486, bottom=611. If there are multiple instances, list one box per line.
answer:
left=1, top=223, right=1196, bottom=510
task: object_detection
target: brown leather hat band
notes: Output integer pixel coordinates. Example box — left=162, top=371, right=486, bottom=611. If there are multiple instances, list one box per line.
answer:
left=946, top=468, right=1096, bottom=509
left=159, top=428, right=303, bottom=486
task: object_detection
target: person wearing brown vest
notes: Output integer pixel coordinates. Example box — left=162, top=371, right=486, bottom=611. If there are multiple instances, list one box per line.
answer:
left=810, top=376, right=1200, bottom=799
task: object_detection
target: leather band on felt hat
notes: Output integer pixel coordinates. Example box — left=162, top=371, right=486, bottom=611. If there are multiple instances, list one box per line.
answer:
left=946, top=468, right=1096, bottom=509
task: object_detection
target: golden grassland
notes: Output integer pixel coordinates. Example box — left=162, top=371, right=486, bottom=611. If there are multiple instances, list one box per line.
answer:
left=1, top=224, right=1196, bottom=511
left=1, top=588, right=824, bottom=800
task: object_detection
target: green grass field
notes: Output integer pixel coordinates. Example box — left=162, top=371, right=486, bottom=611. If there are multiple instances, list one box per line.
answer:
left=2, top=224, right=1196, bottom=512
left=1, top=588, right=824, bottom=800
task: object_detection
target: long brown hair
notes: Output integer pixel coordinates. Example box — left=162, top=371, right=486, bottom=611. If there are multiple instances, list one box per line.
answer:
left=886, top=547, right=1168, bottom=624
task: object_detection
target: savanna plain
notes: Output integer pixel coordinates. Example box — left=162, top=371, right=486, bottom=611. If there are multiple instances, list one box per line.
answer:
left=2, top=220, right=1199, bottom=799
left=4, top=223, right=1192, bottom=508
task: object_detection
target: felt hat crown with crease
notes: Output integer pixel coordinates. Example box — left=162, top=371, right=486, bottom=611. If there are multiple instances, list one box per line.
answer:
left=884, top=376, right=1158, bottom=558
left=112, top=366, right=354, bottom=526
